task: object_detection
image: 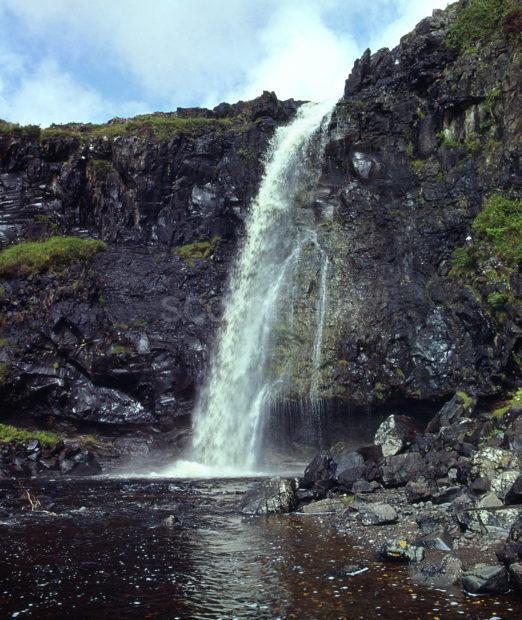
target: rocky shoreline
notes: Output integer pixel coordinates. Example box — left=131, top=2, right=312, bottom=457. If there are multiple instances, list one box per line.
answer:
left=242, top=391, right=522, bottom=597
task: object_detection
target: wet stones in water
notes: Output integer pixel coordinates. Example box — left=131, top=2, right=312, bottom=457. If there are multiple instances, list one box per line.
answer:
left=380, top=539, right=425, bottom=563
left=461, top=563, right=509, bottom=595
left=162, top=515, right=181, bottom=527
left=241, top=477, right=298, bottom=515
left=358, top=503, right=398, bottom=526
left=374, top=414, right=416, bottom=457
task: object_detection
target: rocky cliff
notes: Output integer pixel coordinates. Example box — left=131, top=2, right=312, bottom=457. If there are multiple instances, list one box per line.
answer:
left=0, top=93, right=300, bottom=435
left=275, top=0, right=521, bottom=413
left=0, top=0, right=520, bottom=443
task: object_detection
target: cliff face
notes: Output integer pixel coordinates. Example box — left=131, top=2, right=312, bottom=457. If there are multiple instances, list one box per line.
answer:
left=0, top=1, right=520, bottom=432
left=0, top=93, right=300, bottom=426
left=290, top=1, right=521, bottom=409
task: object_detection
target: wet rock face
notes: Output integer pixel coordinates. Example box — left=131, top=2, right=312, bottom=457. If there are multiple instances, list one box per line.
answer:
left=0, top=92, right=300, bottom=426
left=309, top=5, right=521, bottom=406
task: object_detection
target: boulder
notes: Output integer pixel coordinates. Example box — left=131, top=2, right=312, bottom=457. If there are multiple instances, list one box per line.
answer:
left=337, top=451, right=366, bottom=488
left=380, top=539, right=424, bottom=563
left=359, top=502, right=398, bottom=525
left=381, top=453, right=424, bottom=487
left=461, top=563, right=509, bottom=595
left=509, top=563, right=522, bottom=592
left=241, top=477, right=298, bottom=515
left=470, top=448, right=519, bottom=500
left=352, top=480, right=374, bottom=494
left=302, top=453, right=336, bottom=490
left=426, top=393, right=475, bottom=434
left=506, top=474, right=522, bottom=505
left=300, top=498, right=346, bottom=514
left=405, top=481, right=432, bottom=503
left=416, top=529, right=453, bottom=552
left=374, top=414, right=416, bottom=457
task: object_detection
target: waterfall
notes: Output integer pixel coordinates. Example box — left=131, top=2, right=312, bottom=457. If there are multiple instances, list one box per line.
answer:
left=169, top=101, right=333, bottom=476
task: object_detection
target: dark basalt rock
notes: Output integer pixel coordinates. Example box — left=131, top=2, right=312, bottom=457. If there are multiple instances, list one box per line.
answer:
left=381, top=453, right=424, bottom=487
left=0, top=93, right=300, bottom=428
left=461, top=563, right=509, bottom=596
left=241, top=477, right=298, bottom=515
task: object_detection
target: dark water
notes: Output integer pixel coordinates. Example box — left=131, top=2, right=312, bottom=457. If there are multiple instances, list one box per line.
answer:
left=0, top=477, right=521, bottom=619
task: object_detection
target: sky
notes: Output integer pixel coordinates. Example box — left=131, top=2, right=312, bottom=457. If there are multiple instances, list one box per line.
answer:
left=0, top=0, right=450, bottom=127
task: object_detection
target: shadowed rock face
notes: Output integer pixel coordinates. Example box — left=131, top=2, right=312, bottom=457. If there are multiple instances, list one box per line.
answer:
left=0, top=92, right=301, bottom=426
left=0, top=3, right=520, bottom=431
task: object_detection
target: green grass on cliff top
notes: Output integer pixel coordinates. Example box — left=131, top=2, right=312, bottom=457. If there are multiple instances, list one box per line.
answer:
left=0, top=236, right=106, bottom=277
left=1, top=114, right=233, bottom=142
left=446, top=0, right=521, bottom=52
left=0, top=423, right=61, bottom=446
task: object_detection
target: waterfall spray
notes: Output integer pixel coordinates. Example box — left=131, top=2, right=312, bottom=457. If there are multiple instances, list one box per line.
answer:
left=168, top=101, right=333, bottom=476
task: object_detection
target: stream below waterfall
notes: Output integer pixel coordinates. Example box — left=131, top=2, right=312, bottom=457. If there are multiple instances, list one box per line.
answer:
left=1, top=477, right=521, bottom=619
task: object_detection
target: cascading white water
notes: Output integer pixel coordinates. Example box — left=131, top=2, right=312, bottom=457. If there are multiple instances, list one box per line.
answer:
left=169, top=101, right=333, bottom=476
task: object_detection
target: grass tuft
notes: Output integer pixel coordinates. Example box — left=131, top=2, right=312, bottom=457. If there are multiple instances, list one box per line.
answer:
left=172, top=235, right=221, bottom=267
left=0, top=236, right=106, bottom=278
left=0, top=423, right=61, bottom=446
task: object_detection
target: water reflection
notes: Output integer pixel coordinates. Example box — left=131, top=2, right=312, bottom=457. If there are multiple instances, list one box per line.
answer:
left=0, top=478, right=521, bottom=619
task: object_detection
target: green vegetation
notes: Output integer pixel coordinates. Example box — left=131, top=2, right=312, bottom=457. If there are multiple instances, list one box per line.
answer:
left=451, top=195, right=522, bottom=278
left=436, top=130, right=460, bottom=149
left=172, top=235, right=221, bottom=267
left=0, top=362, right=8, bottom=385
left=456, top=390, right=474, bottom=411
left=492, top=388, right=522, bottom=417
left=472, top=194, right=522, bottom=267
left=111, top=344, right=134, bottom=356
left=451, top=247, right=477, bottom=273
left=0, top=236, right=106, bottom=277
left=0, top=423, right=61, bottom=446
left=446, top=0, right=516, bottom=53
left=340, top=494, right=355, bottom=506
left=1, top=114, right=234, bottom=144
left=87, top=159, right=114, bottom=174
left=487, top=291, right=509, bottom=310
left=41, top=115, right=233, bottom=142
left=0, top=119, right=41, bottom=141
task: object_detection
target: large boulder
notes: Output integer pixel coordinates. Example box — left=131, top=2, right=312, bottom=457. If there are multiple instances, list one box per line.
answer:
left=470, top=448, right=520, bottom=500
left=241, top=477, right=298, bottom=515
left=461, top=564, right=509, bottom=595
left=374, top=414, right=416, bottom=457
left=336, top=451, right=366, bottom=488
left=381, top=453, right=424, bottom=487
left=302, top=453, right=336, bottom=491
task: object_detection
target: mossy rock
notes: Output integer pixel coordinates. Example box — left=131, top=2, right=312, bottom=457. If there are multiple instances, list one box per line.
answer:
left=0, top=236, right=106, bottom=278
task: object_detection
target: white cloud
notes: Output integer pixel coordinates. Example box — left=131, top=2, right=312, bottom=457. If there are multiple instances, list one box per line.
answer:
left=0, top=0, right=450, bottom=125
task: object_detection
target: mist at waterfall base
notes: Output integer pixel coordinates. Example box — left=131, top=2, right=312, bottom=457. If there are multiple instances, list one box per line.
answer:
left=162, top=101, right=337, bottom=478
